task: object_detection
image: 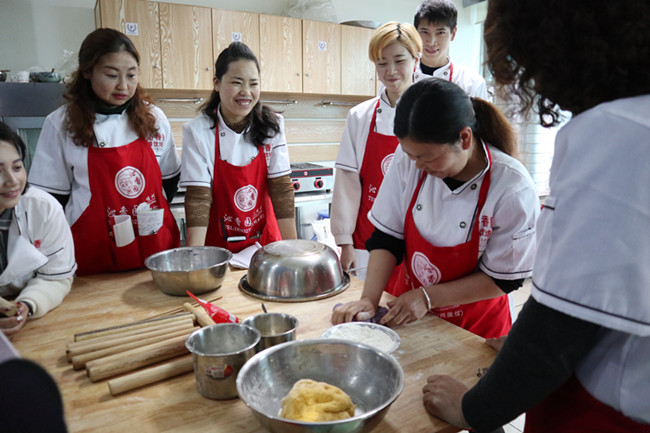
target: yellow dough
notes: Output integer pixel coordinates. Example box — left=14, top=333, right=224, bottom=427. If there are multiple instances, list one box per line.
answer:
left=280, top=379, right=356, bottom=422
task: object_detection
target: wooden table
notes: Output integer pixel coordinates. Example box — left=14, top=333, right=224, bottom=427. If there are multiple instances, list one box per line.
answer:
left=12, top=268, right=495, bottom=433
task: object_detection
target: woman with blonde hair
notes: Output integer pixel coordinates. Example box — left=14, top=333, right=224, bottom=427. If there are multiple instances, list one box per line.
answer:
left=331, top=21, right=421, bottom=282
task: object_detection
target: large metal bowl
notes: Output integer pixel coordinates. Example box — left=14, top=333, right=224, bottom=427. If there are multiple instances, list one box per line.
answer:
left=144, top=246, right=232, bottom=296
left=239, top=240, right=349, bottom=302
left=236, top=339, right=404, bottom=433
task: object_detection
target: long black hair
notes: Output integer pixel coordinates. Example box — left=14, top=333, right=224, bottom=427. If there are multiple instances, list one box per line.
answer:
left=201, top=42, right=280, bottom=146
left=394, top=78, right=517, bottom=156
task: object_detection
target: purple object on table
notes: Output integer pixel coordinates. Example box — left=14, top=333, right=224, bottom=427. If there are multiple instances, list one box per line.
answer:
left=332, top=304, right=389, bottom=324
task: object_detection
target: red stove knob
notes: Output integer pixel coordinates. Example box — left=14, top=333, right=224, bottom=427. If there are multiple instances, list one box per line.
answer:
left=292, top=181, right=301, bottom=191
left=314, top=178, right=324, bottom=189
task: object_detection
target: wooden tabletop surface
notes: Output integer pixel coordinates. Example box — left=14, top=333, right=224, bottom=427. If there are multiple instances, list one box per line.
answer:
left=12, top=267, right=495, bottom=433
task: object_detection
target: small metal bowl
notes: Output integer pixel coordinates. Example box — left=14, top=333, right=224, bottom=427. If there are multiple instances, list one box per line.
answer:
left=236, top=339, right=404, bottom=433
left=239, top=240, right=349, bottom=302
left=144, top=246, right=232, bottom=296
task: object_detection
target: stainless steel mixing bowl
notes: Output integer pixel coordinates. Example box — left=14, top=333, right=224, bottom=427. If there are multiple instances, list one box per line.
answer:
left=239, top=240, right=349, bottom=302
left=144, top=246, right=232, bottom=296
left=236, top=339, right=404, bottom=433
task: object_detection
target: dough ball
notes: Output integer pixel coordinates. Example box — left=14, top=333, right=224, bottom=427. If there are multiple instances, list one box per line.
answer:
left=280, top=379, right=356, bottom=422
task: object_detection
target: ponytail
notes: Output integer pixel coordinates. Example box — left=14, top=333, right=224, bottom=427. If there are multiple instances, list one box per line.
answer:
left=471, top=97, right=518, bottom=157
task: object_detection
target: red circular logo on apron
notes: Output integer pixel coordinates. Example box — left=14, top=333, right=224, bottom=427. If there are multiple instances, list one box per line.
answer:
left=114, top=166, right=146, bottom=199
left=234, top=185, right=258, bottom=212
left=411, top=251, right=442, bottom=286
left=381, top=153, right=394, bottom=176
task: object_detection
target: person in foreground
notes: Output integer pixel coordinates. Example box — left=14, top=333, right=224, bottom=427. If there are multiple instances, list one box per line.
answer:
left=180, top=42, right=296, bottom=252
left=28, top=28, right=180, bottom=275
left=331, top=21, right=421, bottom=281
left=332, top=78, right=539, bottom=339
left=0, top=123, right=76, bottom=339
left=422, top=1, right=650, bottom=432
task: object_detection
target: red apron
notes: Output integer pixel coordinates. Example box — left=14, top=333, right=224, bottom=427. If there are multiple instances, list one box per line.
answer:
left=353, top=99, right=404, bottom=288
left=72, top=138, right=180, bottom=275
left=525, top=374, right=650, bottom=433
left=395, top=145, right=511, bottom=339
left=204, top=121, right=281, bottom=253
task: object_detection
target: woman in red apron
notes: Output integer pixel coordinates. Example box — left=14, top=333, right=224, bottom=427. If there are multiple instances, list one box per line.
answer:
left=332, top=79, right=538, bottom=340
left=180, top=42, right=295, bottom=252
left=420, top=1, right=650, bottom=431
left=28, top=29, right=181, bottom=275
left=331, top=22, right=421, bottom=283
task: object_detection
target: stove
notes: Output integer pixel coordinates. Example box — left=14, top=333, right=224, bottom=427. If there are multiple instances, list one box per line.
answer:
left=290, top=162, right=334, bottom=194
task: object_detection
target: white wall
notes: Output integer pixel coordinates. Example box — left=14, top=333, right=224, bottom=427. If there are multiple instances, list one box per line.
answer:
left=0, top=0, right=485, bottom=78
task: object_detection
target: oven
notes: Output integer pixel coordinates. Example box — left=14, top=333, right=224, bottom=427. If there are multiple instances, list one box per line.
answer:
left=290, top=162, right=334, bottom=240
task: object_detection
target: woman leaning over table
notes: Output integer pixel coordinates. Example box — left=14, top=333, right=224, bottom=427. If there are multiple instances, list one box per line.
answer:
left=28, top=28, right=181, bottom=275
left=331, top=21, right=421, bottom=282
left=332, top=78, right=539, bottom=339
left=421, top=1, right=650, bottom=432
left=180, top=42, right=296, bottom=253
left=0, top=122, right=76, bottom=339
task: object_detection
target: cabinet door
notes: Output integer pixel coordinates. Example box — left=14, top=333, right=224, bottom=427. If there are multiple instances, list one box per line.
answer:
left=212, top=9, right=260, bottom=60
left=302, top=20, right=341, bottom=94
left=159, top=3, right=213, bottom=90
left=95, top=0, right=162, bottom=89
left=341, top=25, right=375, bottom=96
left=259, top=15, right=302, bottom=93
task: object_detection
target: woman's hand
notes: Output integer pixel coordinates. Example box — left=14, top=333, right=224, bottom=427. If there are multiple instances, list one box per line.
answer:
left=0, top=302, right=29, bottom=339
left=331, top=298, right=375, bottom=325
left=422, top=375, right=471, bottom=430
left=381, top=288, right=430, bottom=326
left=486, top=335, right=507, bottom=353
left=339, top=244, right=356, bottom=272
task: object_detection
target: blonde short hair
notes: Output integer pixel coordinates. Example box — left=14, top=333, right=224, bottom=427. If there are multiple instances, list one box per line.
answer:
left=369, top=22, right=422, bottom=63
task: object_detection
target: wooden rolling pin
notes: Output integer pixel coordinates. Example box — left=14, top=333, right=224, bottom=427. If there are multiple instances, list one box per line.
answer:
left=182, top=302, right=216, bottom=327
left=74, top=312, right=194, bottom=342
left=0, top=296, right=17, bottom=317
left=107, top=355, right=194, bottom=396
left=66, top=319, right=195, bottom=360
left=85, top=334, right=189, bottom=382
left=71, top=326, right=198, bottom=370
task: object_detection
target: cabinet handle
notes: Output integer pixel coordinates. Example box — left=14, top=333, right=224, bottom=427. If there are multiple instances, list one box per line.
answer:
left=321, top=101, right=357, bottom=106
left=205, top=67, right=211, bottom=71
left=296, top=72, right=301, bottom=76
left=261, top=99, right=298, bottom=105
left=153, top=64, right=160, bottom=69
left=305, top=73, right=310, bottom=77
left=156, top=98, right=204, bottom=104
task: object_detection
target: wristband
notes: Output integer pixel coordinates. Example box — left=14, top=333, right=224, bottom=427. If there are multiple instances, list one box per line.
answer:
left=420, top=287, right=432, bottom=311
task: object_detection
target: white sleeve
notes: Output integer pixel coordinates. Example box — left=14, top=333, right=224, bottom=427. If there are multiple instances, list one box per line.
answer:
left=28, top=109, right=73, bottom=194
left=478, top=184, right=539, bottom=280
left=330, top=169, right=362, bottom=245
left=153, top=107, right=181, bottom=179
left=16, top=277, right=73, bottom=319
left=266, top=115, right=291, bottom=178
left=470, top=78, right=489, bottom=100
left=335, top=101, right=372, bottom=173
left=179, top=118, right=214, bottom=188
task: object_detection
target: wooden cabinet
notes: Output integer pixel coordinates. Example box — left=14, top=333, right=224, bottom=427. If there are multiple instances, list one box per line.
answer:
left=340, top=25, right=376, bottom=96
left=94, top=0, right=162, bottom=89
left=302, top=20, right=341, bottom=94
left=259, top=15, right=303, bottom=93
left=212, top=9, right=260, bottom=60
left=159, top=3, right=213, bottom=90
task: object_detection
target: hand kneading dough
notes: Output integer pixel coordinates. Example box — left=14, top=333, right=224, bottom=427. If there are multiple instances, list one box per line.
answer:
left=281, top=379, right=356, bottom=421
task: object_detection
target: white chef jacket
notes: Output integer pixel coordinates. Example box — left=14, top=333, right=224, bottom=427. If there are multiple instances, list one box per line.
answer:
left=369, top=141, right=539, bottom=281
left=413, top=60, right=489, bottom=100
left=532, top=94, right=650, bottom=422
left=29, top=104, right=180, bottom=226
left=179, top=108, right=291, bottom=188
left=0, top=187, right=76, bottom=318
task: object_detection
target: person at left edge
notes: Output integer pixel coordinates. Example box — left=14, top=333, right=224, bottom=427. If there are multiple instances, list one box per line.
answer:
left=180, top=42, right=297, bottom=252
left=0, top=122, right=76, bottom=339
left=28, top=28, right=180, bottom=275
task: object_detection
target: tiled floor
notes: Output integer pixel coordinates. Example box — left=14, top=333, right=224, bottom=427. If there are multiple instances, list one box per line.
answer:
left=458, top=279, right=532, bottom=433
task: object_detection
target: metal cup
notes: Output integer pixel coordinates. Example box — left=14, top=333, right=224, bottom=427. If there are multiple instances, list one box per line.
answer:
left=185, top=323, right=260, bottom=400
left=242, top=313, right=298, bottom=352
